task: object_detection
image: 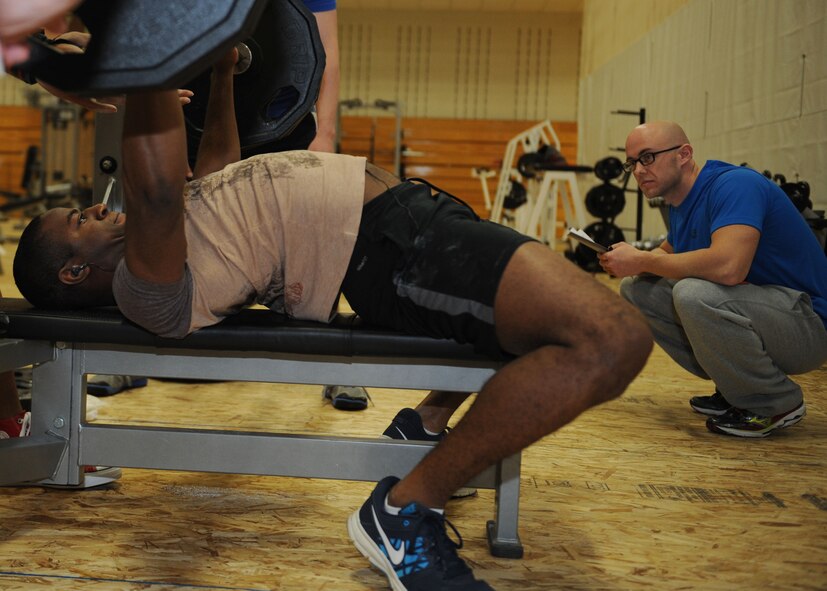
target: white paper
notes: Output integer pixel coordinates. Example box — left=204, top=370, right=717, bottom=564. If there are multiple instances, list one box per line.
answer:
left=566, top=227, right=608, bottom=253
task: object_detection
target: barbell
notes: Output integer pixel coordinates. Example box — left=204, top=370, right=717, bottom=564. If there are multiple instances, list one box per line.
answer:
left=516, top=146, right=595, bottom=179
left=17, top=0, right=324, bottom=145
left=22, top=0, right=265, bottom=94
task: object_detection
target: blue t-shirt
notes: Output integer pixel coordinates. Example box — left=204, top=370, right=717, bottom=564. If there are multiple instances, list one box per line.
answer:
left=668, top=160, right=827, bottom=326
left=303, top=0, right=336, bottom=11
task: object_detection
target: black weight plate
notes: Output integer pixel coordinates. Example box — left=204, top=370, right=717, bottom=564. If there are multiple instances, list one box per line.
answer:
left=183, top=0, right=325, bottom=148
left=517, top=153, right=542, bottom=179
left=572, top=221, right=625, bottom=273
left=33, top=0, right=267, bottom=95
left=781, top=181, right=812, bottom=212
left=594, top=156, right=624, bottom=181
left=585, top=183, right=625, bottom=219
left=573, top=243, right=602, bottom=273
left=585, top=221, right=625, bottom=248
left=503, top=180, right=527, bottom=209
left=537, top=145, right=568, bottom=167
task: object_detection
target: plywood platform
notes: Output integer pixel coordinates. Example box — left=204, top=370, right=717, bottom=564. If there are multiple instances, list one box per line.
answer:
left=1, top=216, right=825, bottom=591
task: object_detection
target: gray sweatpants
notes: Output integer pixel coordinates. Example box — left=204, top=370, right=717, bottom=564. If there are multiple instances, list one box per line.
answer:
left=620, top=276, right=827, bottom=416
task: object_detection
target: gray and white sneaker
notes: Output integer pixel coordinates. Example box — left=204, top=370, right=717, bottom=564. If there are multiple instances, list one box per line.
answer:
left=322, top=385, right=370, bottom=411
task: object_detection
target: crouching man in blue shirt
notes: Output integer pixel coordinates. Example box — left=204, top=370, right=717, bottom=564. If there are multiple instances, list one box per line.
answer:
left=600, top=120, right=827, bottom=437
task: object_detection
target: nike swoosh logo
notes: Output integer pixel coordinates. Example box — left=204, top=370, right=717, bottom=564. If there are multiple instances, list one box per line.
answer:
left=372, top=506, right=406, bottom=567
left=394, top=426, right=408, bottom=440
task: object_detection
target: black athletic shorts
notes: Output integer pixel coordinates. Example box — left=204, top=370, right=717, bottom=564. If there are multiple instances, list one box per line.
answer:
left=341, top=181, right=535, bottom=359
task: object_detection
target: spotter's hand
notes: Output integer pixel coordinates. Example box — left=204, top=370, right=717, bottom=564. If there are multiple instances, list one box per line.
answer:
left=0, top=0, right=81, bottom=67
left=597, top=241, right=648, bottom=278
left=178, top=89, right=194, bottom=106
left=33, top=33, right=123, bottom=112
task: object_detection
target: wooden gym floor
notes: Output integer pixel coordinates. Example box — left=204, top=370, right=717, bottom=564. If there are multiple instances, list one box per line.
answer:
left=1, top=215, right=825, bottom=591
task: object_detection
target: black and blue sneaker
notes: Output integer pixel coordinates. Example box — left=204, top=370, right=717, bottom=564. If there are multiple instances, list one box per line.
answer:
left=348, top=476, right=494, bottom=590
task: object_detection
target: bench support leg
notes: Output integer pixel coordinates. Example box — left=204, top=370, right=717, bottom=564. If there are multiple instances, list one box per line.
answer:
left=27, top=346, right=87, bottom=487
left=0, top=434, right=67, bottom=485
left=487, top=452, right=524, bottom=558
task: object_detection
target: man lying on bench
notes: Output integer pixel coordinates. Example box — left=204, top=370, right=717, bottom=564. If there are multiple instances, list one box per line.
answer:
left=10, top=52, right=653, bottom=591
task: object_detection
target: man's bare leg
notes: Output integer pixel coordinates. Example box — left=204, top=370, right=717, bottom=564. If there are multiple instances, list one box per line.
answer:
left=415, top=390, right=472, bottom=433
left=388, top=242, right=653, bottom=509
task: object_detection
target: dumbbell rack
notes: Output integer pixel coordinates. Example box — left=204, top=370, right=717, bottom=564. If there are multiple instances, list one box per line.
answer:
left=488, top=120, right=586, bottom=248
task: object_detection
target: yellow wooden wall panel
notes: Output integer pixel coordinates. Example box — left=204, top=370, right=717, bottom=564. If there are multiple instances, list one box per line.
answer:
left=339, top=9, right=582, bottom=121
left=0, top=106, right=41, bottom=200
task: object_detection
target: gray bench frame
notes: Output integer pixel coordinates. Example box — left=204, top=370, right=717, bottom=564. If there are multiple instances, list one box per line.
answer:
left=0, top=299, right=523, bottom=558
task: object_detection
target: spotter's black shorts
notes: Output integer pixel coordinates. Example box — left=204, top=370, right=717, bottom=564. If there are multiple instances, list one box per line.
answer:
left=341, top=181, right=535, bottom=359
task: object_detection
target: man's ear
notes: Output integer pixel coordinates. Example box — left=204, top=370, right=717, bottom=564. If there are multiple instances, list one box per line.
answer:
left=58, top=261, right=90, bottom=285
left=678, top=143, right=693, bottom=165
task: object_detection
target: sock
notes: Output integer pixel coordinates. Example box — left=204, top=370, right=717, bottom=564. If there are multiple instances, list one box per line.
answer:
left=384, top=493, right=444, bottom=516
left=384, top=494, right=401, bottom=515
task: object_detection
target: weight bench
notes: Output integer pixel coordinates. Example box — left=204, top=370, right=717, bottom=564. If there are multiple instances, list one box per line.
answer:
left=0, top=297, right=523, bottom=558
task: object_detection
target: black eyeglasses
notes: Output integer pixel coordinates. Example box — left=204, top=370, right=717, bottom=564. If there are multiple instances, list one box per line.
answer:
left=622, top=145, right=683, bottom=173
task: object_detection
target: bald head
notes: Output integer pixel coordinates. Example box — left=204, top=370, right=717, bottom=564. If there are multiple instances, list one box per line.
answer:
left=626, top=121, right=690, bottom=153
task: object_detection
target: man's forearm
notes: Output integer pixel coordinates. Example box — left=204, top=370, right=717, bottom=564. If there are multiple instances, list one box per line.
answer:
left=308, top=9, right=339, bottom=152
left=601, top=243, right=723, bottom=281
left=122, top=90, right=188, bottom=202
left=192, top=59, right=240, bottom=178
left=310, top=58, right=339, bottom=151
left=122, top=90, right=188, bottom=283
left=638, top=226, right=758, bottom=285
left=641, top=248, right=739, bottom=285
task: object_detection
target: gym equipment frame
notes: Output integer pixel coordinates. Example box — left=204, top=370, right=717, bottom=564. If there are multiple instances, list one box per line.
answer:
left=487, top=120, right=588, bottom=249
left=0, top=300, right=524, bottom=558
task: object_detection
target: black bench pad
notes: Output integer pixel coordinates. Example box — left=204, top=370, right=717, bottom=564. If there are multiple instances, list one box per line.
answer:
left=0, top=298, right=489, bottom=361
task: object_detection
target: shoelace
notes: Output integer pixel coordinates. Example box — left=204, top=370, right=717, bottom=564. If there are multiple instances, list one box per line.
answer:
left=410, top=510, right=472, bottom=580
